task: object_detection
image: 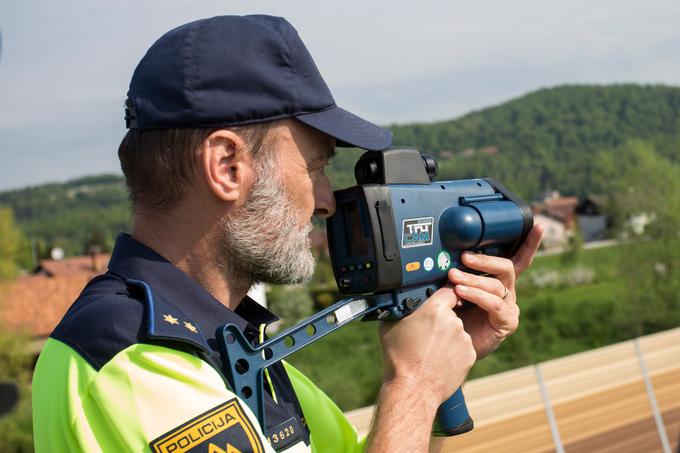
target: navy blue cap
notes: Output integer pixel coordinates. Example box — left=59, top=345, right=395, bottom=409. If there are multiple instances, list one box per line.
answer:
left=125, top=15, right=392, bottom=151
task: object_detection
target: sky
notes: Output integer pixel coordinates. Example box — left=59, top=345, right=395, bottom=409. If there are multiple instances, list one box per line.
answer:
left=1, top=0, right=679, bottom=191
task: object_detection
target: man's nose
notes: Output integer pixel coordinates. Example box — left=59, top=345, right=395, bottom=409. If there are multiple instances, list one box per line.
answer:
left=314, top=177, right=336, bottom=219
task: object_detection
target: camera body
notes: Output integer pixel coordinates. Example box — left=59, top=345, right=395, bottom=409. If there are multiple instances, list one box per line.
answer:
left=221, top=148, right=533, bottom=437
left=327, top=148, right=533, bottom=309
left=325, top=148, right=533, bottom=436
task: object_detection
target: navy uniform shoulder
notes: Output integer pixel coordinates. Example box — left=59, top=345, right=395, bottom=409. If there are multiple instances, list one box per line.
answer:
left=51, top=273, right=146, bottom=371
left=51, top=272, right=212, bottom=371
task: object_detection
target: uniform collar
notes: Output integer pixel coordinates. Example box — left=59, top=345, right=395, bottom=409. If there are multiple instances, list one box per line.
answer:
left=108, top=233, right=278, bottom=350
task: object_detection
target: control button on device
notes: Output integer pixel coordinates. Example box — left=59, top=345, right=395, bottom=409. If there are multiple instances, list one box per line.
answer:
left=404, top=298, right=416, bottom=310
left=376, top=309, right=390, bottom=320
left=405, top=261, right=421, bottom=272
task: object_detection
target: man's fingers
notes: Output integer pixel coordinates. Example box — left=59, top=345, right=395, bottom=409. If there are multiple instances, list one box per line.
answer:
left=428, top=284, right=460, bottom=310
left=511, top=224, right=544, bottom=276
left=460, top=252, right=515, bottom=288
left=453, top=284, right=515, bottom=327
left=449, top=268, right=506, bottom=298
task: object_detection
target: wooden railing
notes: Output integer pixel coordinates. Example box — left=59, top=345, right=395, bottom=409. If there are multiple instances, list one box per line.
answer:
left=345, top=327, right=680, bottom=452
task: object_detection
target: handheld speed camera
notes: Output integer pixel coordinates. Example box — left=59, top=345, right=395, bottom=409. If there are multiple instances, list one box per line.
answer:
left=327, top=148, right=533, bottom=318
left=220, top=148, right=533, bottom=437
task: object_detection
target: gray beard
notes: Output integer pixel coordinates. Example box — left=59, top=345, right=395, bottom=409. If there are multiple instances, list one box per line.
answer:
left=219, top=156, right=316, bottom=286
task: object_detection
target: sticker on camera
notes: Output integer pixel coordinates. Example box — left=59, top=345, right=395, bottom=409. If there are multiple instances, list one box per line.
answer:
left=401, top=217, right=434, bottom=248
left=437, top=251, right=451, bottom=271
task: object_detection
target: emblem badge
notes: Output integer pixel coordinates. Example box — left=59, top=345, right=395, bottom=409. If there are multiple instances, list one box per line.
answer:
left=150, top=399, right=264, bottom=453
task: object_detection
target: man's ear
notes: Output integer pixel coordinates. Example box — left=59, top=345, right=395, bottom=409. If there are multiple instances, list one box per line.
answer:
left=200, top=129, right=254, bottom=202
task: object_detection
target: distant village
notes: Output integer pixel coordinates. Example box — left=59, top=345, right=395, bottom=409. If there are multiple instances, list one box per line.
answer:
left=533, top=190, right=606, bottom=249
left=0, top=143, right=654, bottom=342
left=1, top=187, right=623, bottom=354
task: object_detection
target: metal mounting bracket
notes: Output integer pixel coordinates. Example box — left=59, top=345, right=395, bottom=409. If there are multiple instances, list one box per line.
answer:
left=219, top=295, right=391, bottom=429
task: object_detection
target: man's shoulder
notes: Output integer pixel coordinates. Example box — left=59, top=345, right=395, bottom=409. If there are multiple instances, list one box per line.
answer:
left=51, top=272, right=147, bottom=371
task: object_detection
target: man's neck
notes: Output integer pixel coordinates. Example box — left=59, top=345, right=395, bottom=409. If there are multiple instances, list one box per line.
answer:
left=131, top=211, right=251, bottom=312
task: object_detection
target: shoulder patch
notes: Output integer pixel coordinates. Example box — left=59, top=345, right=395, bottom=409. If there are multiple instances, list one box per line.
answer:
left=50, top=274, right=146, bottom=371
left=126, top=279, right=211, bottom=353
left=149, top=398, right=265, bottom=453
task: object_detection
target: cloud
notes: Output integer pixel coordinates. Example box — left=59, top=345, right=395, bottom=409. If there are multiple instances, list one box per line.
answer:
left=0, top=0, right=679, bottom=190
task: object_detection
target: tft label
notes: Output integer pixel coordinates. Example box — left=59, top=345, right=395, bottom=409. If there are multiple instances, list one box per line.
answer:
left=401, top=217, right=434, bottom=248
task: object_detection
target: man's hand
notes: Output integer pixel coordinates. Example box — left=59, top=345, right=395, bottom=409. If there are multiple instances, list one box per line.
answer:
left=379, top=286, right=477, bottom=403
left=367, top=286, right=477, bottom=452
left=451, top=225, right=543, bottom=358
left=367, top=225, right=542, bottom=452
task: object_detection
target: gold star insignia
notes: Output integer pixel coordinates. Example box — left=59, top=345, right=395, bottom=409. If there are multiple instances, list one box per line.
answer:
left=184, top=322, right=198, bottom=333
left=163, top=314, right=179, bottom=325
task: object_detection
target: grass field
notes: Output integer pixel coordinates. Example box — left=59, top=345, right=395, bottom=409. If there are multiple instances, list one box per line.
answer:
left=286, top=243, right=657, bottom=411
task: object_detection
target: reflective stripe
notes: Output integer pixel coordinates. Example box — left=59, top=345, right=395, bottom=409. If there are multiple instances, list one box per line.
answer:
left=284, top=362, right=366, bottom=453
left=33, top=337, right=361, bottom=453
left=33, top=338, right=284, bottom=452
left=259, top=323, right=279, bottom=404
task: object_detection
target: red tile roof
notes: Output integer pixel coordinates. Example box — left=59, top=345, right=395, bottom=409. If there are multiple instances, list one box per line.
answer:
left=533, top=196, right=579, bottom=225
left=38, top=253, right=110, bottom=276
left=1, top=254, right=110, bottom=337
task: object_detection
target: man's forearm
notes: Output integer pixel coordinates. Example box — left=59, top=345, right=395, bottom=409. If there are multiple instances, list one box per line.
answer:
left=366, top=379, right=439, bottom=452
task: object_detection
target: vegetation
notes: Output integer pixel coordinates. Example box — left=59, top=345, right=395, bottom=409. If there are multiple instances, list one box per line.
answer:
left=0, top=331, right=34, bottom=453
left=288, top=134, right=680, bottom=410
left=1, top=82, right=679, bottom=417
left=2, top=85, right=680, bottom=258
left=288, top=236, right=680, bottom=411
left=0, top=209, right=35, bottom=451
left=0, top=175, right=129, bottom=257
left=267, top=285, right=315, bottom=329
left=594, top=141, right=680, bottom=337
left=0, top=208, right=32, bottom=278
left=391, top=84, right=680, bottom=199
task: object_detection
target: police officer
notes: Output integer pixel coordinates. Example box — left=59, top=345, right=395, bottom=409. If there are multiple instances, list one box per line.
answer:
left=32, top=15, right=542, bottom=452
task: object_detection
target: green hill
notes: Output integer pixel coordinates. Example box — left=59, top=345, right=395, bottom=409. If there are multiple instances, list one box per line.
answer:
left=390, top=84, right=680, bottom=197
left=2, top=83, right=680, bottom=256
left=0, top=175, right=129, bottom=256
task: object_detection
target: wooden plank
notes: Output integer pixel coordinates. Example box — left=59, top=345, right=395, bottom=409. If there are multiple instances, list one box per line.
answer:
left=441, top=409, right=554, bottom=453
left=344, top=406, right=373, bottom=436
left=563, top=415, right=663, bottom=453
left=651, top=370, right=680, bottom=448
left=552, top=380, right=655, bottom=444
left=462, top=366, right=545, bottom=425
left=541, top=342, right=643, bottom=403
left=638, top=329, right=680, bottom=377
left=343, top=328, right=680, bottom=451
left=662, top=408, right=680, bottom=452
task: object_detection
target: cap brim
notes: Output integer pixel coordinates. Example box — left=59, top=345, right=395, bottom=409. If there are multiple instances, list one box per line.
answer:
left=296, top=106, right=392, bottom=151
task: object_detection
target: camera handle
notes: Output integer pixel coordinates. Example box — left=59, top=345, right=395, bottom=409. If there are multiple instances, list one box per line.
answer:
left=219, top=296, right=379, bottom=429
left=219, top=291, right=473, bottom=437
